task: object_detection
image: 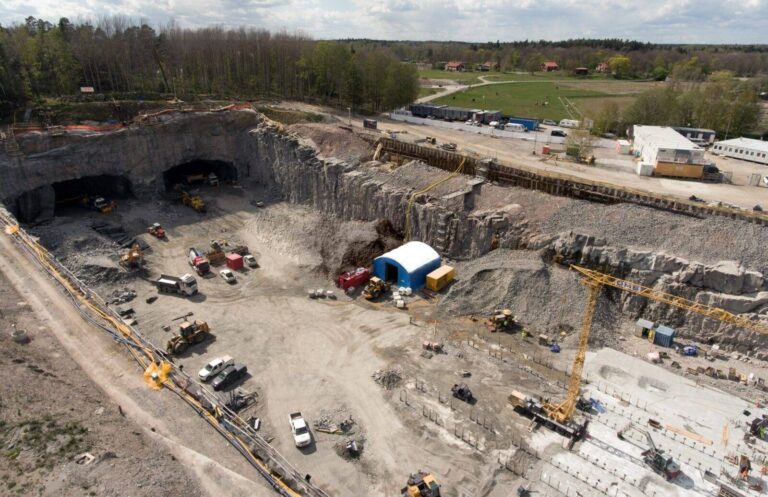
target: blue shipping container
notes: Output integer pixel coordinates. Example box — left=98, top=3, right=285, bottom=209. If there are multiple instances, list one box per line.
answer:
left=506, top=117, right=539, bottom=131
left=653, top=325, right=675, bottom=347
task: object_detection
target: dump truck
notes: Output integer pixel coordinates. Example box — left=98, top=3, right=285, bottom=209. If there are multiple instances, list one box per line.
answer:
left=362, top=276, right=389, bottom=300
left=166, top=320, right=211, bottom=355
left=289, top=412, right=312, bottom=448
left=154, top=274, right=198, bottom=296
left=188, top=248, right=210, bottom=275
left=402, top=471, right=440, bottom=497
left=90, top=196, right=116, bottom=213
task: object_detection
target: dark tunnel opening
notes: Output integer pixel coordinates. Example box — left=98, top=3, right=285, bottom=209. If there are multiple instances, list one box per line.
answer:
left=162, top=160, right=237, bottom=191
left=52, top=175, right=134, bottom=215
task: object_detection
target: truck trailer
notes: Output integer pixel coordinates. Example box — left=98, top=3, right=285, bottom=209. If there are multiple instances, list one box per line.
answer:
left=155, top=274, right=198, bottom=296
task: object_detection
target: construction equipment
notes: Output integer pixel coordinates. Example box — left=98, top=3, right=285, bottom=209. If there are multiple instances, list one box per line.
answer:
left=119, top=243, right=143, bottom=270
left=617, top=423, right=681, bottom=481
left=489, top=309, right=515, bottom=332
left=148, top=223, right=166, bottom=238
left=362, top=276, right=389, bottom=300
left=402, top=471, right=440, bottom=497
left=175, top=185, right=206, bottom=212
left=451, top=383, right=474, bottom=403
left=207, top=240, right=226, bottom=265
left=188, top=248, right=210, bottom=275
left=532, top=264, right=768, bottom=435
left=154, top=273, right=198, bottom=296
left=422, top=341, right=443, bottom=353
left=166, top=320, right=211, bottom=355
left=336, top=267, right=371, bottom=291
left=90, top=196, right=116, bottom=213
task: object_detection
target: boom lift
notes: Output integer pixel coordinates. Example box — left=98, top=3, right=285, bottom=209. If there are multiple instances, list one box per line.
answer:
left=513, top=265, right=768, bottom=443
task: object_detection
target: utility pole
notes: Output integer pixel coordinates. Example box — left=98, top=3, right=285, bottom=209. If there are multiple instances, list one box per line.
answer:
left=347, top=107, right=351, bottom=126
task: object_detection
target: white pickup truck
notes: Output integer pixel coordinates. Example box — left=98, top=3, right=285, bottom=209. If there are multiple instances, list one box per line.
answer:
left=198, top=355, right=233, bottom=382
left=288, top=412, right=311, bottom=448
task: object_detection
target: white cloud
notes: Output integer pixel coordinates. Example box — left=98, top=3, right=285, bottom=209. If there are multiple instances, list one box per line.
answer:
left=1, top=0, right=767, bottom=43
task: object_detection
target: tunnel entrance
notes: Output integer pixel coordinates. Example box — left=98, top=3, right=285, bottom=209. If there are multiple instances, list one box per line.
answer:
left=52, top=175, right=134, bottom=215
left=162, top=160, right=237, bottom=191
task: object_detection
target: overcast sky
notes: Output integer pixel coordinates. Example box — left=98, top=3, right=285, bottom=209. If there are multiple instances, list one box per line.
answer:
left=2, top=0, right=768, bottom=44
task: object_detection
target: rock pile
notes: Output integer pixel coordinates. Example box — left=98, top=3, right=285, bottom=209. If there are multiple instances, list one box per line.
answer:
left=372, top=367, right=403, bottom=389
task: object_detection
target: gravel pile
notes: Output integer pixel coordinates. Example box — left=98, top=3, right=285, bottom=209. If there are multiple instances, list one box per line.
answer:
left=372, top=366, right=403, bottom=389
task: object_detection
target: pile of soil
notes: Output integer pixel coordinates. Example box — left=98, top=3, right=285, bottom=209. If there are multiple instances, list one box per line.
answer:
left=289, top=123, right=372, bottom=162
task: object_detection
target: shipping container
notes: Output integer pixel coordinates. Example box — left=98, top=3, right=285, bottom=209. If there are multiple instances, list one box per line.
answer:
left=653, top=162, right=704, bottom=179
left=651, top=325, right=675, bottom=347
left=616, top=139, right=631, bottom=154
left=506, top=117, right=539, bottom=131
left=226, top=253, right=244, bottom=270
left=482, top=110, right=503, bottom=124
left=636, top=163, right=654, bottom=177
left=559, top=119, right=581, bottom=129
left=426, top=265, right=455, bottom=292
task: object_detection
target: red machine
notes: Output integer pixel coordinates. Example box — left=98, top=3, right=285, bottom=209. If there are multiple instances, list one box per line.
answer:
left=226, top=253, right=244, bottom=270
left=336, top=267, right=371, bottom=290
left=188, top=248, right=210, bottom=275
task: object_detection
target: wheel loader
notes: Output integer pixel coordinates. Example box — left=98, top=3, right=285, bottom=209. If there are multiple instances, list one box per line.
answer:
left=401, top=471, right=440, bottom=497
left=120, top=244, right=143, bottom=270
left=362, top=276, right=389, bottom=300
left=488, top=309, right=515, bottom=332
left=166, top=320, right=211, bottom=355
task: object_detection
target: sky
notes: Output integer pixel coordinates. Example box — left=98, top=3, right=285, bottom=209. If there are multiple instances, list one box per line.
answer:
left=2, top=0, right=768, bottom=44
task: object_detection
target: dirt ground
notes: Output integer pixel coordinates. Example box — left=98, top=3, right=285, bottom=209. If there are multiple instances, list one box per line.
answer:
left=0, top=267, right=205, bottom=497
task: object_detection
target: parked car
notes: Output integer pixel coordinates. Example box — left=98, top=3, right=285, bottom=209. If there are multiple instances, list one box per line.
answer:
left=198, top=355, right=233, bottom=382
left=243, top=254, right=258, bottom=268
left=542, top=119, right=557, bottom=126
left=551, top=130, right=567, bottom=137
left=211, top=363, right=247, bottom=391
left=220, top=269, right=236, bottom=283
left=464, top=120, right=474, bottom=125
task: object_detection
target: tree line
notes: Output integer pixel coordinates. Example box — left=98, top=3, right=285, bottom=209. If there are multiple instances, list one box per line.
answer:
left=592, top=72, right=763, bottom=138
left=0, top=17, right=419, bottom=113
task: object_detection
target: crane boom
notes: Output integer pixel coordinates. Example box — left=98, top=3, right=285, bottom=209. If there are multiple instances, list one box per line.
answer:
left=543, top=264, right=768, bottom=426
left=571, top=265, right=768, bottom=335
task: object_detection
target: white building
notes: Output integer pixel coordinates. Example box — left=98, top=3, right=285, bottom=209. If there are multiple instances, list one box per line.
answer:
left=711, top=137, right=768, bottom=166
left=632, top=125, right=706, bottom=166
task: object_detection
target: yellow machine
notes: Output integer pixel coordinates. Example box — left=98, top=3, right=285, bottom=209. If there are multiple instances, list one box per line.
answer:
left=540, top=265, right=768, bottom=427
left=401, top=472, right=440, bottom=497
left=207, top=240, right=226, bottom=265
left=489, top=309, right=515, bottom=332
left=181, top=190, right=206, bottom=212
left=120, top=243, right=143, bottom=269
left=362, top=276, right=389, bottom=300
left=166, top=320, right=211, bottom=355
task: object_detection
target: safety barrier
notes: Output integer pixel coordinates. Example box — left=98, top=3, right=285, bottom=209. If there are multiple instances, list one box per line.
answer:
left=0, top=207, right=328, bottom=497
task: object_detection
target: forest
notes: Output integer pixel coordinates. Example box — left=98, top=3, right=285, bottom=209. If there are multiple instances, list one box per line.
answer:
left=0, top=17, right=420, bottom=113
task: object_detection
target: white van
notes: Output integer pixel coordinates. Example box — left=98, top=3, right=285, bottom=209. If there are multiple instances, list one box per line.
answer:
left=504, top=123, right=526, bottom=132
left=559, top=119, right=581, bottom=129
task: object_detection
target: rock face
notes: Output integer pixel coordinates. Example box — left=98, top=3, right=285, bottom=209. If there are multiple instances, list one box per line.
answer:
left=2, top=111, right=766, bottom=352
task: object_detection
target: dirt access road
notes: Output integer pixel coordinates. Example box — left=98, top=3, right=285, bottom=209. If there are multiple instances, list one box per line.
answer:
left=0, top=225, right=276, bottom=497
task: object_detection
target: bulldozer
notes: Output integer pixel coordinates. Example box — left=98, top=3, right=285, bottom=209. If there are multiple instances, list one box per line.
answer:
left=120, top=244, right=143, bottom=270
left=489, top=309, right=516, bottom=332
left=362, top=276, right=389, bottom=300
left=166, top=320, right=211, bottom=355
left=401, top=471, right=440, bottom=497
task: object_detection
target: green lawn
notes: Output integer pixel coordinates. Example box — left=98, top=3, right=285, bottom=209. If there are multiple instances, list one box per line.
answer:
left=418, top=87, right=439, bottom=98
left=432, top=82, right=608, bottom=120
left=418, top=69, right=481, bottom=84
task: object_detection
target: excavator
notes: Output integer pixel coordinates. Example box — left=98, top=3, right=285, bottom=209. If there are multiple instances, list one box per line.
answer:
left=618, top=423, right=681, bottom=480
left=166, top=320, right=211, bottom=355
left=120, top=244, right=143, bottom=270
left=510, top=264, right=768, bottom=445
left=401, top=471, right=440, bottom=497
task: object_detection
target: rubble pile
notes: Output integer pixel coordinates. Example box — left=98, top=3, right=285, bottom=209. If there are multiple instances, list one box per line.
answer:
left=372, top=367, right=403, bottom=389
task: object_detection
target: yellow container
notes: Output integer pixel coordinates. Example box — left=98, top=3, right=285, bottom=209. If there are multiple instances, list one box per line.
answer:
left=426, top=265, right=455, bottom=292
left=654, top=162, right=703, bottom=179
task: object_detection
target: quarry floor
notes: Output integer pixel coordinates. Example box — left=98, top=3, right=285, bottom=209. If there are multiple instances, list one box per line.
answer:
left=6, top=183, right=768, bottom=497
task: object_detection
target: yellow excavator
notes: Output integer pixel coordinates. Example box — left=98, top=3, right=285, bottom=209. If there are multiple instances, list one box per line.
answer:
left=401, top=472, right=440, bottom=497
left=120, top=243, right=143, bottom=270
left=511, top=264, right=768, bottom=444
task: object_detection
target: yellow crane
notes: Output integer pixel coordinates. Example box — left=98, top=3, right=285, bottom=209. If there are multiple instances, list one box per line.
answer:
left=542, top=264, right=768, bottom=425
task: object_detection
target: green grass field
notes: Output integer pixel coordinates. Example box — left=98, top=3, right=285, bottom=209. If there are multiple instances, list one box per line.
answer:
left=432, top=82, right=608, bottom=120
left=418, top=87, right=439, bottom=98
left=418, top=69, right=481, bottom=84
